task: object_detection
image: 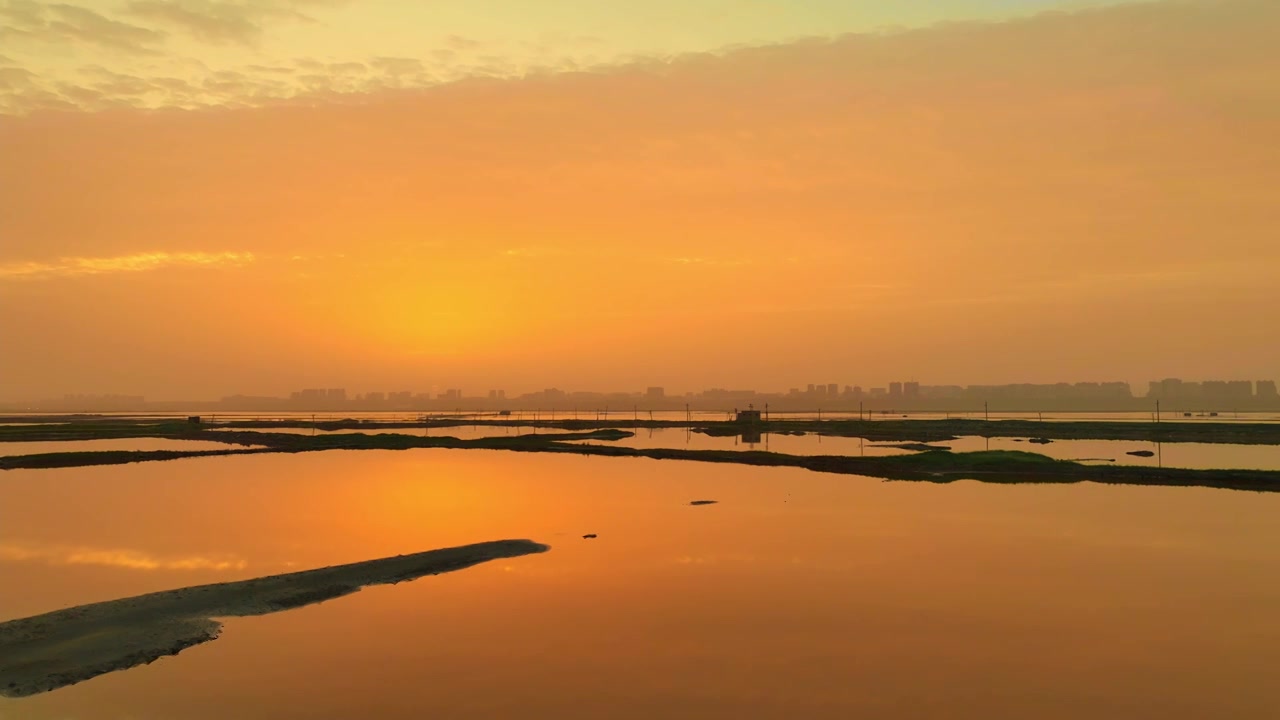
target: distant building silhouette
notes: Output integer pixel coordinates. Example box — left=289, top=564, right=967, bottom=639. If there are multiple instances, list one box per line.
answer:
left=38, top=374, right=1280, bottom=415
left=1148, top=378, right=1257, bottom=403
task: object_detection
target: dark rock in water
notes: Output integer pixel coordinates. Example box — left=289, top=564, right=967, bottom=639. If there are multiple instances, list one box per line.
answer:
left=1029, top=438, right=1053, bottom=444
left=582, top=534, right=598, bottom=539
left=689, top=500, right=718, bottom=506
left=1013, top=439, right=1025, bottom=442
left=1127, top=450, right=1156, bottom=457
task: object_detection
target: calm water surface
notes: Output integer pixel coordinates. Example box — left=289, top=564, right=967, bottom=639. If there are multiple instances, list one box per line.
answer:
left=570, top=429, right=1280, bottom=470
left=7, top=411, right=1280, bottom=424
left=2, top=450, right=1279, bottom=719
left=944, top=436, right=1280, bottom=470
left=568, top=429, right=916, bottom=456
left=0, top=438, right=264, bottom=457
left=213, top=426, right=528, bottom=440
left=9, top=428, right=1276, bottom=471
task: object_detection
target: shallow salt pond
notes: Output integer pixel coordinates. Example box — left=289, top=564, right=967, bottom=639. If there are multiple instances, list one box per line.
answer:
left=565, top=428, right=918, bottom=456
left=565, top=428, right=1280, bottom=470
left=943, top=436, right=1280, bottom=471
left=0, top=438, right=264, bottom=457
left=205, top=425, right=529, bottom=440
left=3, top=449, right=1280, bottom=719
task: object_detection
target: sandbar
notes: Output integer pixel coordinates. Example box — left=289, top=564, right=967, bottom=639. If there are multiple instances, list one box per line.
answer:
left=0, top=539, right=548, bottom=698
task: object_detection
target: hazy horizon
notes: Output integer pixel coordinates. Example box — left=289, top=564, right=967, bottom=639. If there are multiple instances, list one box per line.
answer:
left=2, top=375, right=1273, bottom=405
left=3, top=0, right=1278, bottom=401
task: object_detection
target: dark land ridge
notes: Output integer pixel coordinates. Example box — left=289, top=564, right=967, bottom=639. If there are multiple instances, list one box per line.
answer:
left=5, top=416, right=1280, bottom=445
left=2, top=420, right=1279, bottom=493
left=0, top=540, right=549, bottom=698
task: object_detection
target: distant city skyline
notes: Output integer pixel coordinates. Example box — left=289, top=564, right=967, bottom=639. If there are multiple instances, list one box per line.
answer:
left=8, top=376, right=1280, bottom=413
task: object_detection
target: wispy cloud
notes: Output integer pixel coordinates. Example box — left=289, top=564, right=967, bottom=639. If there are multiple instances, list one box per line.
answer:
left=0, top=251, right=255, bottom=280
left=124, top=0, right=336, bottom=46
left=0, top=542, right=247, bottom=571
left=0, top=1, right=167, bottom=55
left=665, top=256, right=752, bottom=267
left=501, top=247, right=563, bottom=258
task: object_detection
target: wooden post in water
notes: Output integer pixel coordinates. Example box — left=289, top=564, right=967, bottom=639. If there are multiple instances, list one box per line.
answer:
left=984, top=402, right=989, bottom=422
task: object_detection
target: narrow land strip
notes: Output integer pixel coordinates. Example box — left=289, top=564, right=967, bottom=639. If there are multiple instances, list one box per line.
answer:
left=3, top=428, right=1278, bottom=493
left=0, top=539, right=550, bottom=699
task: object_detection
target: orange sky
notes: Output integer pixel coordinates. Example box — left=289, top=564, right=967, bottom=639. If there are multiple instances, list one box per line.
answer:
left=1, top=0, right=1278, bottom=400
